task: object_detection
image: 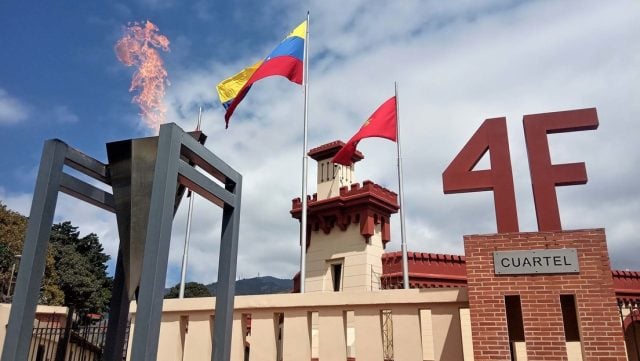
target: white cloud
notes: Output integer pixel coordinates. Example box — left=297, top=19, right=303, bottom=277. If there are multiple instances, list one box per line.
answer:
left=2, top=0, right=639, bottom=288
left=150, top=0, right=640, bottom=283
left=0, top=88, right=30, bottom=124
left=0, top=187, right=32, bottom=215
left=51, top=105, right=80, bottom=123
left=53, top=194, right=119, bottom=264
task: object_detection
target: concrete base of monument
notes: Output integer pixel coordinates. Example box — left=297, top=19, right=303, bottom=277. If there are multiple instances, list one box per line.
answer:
left=464, top=228, right=628, bottom=361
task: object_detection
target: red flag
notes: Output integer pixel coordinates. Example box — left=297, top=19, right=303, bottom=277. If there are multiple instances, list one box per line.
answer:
left=332, top=96, right=397, bottom=165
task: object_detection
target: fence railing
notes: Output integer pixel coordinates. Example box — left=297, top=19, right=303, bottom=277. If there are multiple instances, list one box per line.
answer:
left=26, top=308, right=130, bottom=361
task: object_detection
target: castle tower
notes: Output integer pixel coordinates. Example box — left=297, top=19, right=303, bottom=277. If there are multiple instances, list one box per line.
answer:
left=291, top=141, right=399, bottom=292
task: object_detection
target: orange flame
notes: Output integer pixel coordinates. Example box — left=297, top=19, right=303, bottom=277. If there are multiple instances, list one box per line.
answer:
left=115, top=20, right=170, bottom=133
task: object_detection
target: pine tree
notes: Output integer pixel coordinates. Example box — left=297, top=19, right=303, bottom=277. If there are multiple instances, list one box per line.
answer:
left=49, top=222, right=112, bottom=314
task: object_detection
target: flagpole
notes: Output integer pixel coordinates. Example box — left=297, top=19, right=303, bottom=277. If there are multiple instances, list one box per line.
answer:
left=179, top=106, right=203, bottom=299
left=299, top=11, right=310, bottom=293
left=395, top=82, right=410, bottom=289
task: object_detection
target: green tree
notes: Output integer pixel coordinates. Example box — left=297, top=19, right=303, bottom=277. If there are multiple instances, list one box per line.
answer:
left=49, top=222, right=112, bottom=314
left=0, top=202, right=27, bottom=296
left=165, top=282, right=212, bottom=299
left=0, top=202, right=112, bottom=313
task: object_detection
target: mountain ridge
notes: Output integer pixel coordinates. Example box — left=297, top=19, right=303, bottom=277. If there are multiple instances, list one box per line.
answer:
left=206, top=275, right=293, bottom=296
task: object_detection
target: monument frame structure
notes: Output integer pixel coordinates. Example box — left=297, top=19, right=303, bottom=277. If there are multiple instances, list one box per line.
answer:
left=1, top=123, right=242, bottom=361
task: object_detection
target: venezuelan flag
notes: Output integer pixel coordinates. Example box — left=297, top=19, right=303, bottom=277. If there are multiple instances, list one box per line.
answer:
left=217, top=20, right=307, bottom=128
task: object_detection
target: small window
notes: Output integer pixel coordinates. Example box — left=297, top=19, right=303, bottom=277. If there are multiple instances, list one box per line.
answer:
left=209, top=315, right=215, bottom=345
left=505, top=295, right=525, bottom=361
left=35, top=345, right=45, bottom=361
left=505, top=295, right=525, bottom=342
left=331, top=263, right=343, bottom=292
left=180, top=315, right=189, bottom=359
left=560, top=294, right=581, bottom=341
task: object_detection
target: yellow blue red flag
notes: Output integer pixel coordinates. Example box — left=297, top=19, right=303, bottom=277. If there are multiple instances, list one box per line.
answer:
left=217, top=20, right=307, bottom=128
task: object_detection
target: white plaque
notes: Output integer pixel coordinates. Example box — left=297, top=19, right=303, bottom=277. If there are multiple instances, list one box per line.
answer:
left=493, top=249, right=579, bottom=275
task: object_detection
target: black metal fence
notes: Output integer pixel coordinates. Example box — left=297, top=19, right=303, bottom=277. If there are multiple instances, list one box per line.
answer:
left=28, top=309, right=130, bottom=361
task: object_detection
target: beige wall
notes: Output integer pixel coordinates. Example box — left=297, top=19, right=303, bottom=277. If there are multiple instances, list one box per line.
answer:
left=305, top=223, right=384, bottom=293
left=513, top=342, right=527, bottom=361
left=308, top=154, right=386, bottom=293
left=2, top=292, right=629, bottom=360
left=128, top=288, right=469, bottom=361
left=0, top=304, right=68, bottom=359
left=125, top=290, right=622, bottom=361
left=0, top=304, right=10, bottom=357
left=566, top=341, right=584, bottom=361
left=0, top=292, right=471, bottom=361
left=316, top=162, right=354, bottom=200
left=459, top=308, right=475, bottom=361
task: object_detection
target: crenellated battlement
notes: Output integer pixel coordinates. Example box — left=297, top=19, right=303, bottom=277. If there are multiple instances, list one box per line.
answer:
left=291, top=180, right=398, bottom=210
left=291, top=178, right=399, bottom=248
left=382, top=251, right=468, bottom=289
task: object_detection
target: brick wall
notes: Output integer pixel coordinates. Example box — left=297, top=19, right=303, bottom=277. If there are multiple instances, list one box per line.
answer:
left=464, top=229, right=627, bottom=361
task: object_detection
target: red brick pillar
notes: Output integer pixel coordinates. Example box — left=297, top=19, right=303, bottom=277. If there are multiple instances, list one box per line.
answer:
left=464, top=229, right=627, bottom=361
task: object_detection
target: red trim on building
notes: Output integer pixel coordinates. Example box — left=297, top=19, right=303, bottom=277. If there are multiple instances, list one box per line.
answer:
left=291, top=180, right=399, bottom=248
left=291, top=237, right=640, bottom=300
left=613, top=270, right=640, bottom=303
left=308, top=140, right=364, bottom=162
left=380, top=251, right=640, bottom=302
left=381, top=251, right=467, bottom=288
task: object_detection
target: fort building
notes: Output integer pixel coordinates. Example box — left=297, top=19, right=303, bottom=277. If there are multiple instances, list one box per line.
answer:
left=1, top=140, right=639, bottom=361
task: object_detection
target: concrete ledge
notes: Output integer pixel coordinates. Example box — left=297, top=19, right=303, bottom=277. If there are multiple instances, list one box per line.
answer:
left=130, top=288, right=468, bottom=313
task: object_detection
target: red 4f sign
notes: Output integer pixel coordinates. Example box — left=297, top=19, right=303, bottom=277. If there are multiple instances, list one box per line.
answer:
left=442, top=108, right=598, bottom=233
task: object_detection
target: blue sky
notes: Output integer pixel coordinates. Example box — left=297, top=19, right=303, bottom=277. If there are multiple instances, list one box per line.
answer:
left=0, top=0, right=310, bottom=283
left=0, top=1, right=300, bottom=167
left=1, top=1, right=639, bottom=287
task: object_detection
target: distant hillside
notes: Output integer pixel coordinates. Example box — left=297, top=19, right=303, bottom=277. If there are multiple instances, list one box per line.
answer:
left=206, top=276, right=293, bottom=296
